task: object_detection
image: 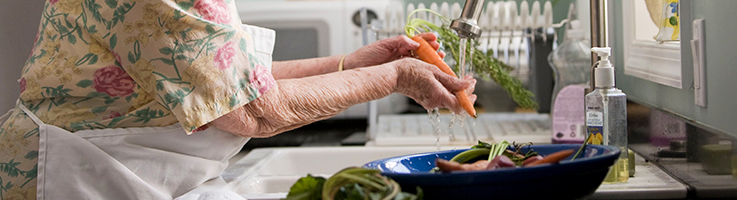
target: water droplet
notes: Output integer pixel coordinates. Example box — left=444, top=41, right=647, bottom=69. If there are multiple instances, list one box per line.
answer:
left=428, top=108, right=443, bottom=151
left=426, top=108, right=479, bottom=149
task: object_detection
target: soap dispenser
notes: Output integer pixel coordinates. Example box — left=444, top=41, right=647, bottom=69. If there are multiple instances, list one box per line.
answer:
left=548, top=19, right=591, bottom=144
left=585, top=47, right=629, bottom=183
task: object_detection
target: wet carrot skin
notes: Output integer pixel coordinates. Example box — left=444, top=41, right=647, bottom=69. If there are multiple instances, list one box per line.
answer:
left=410, top=35, right=477, bottom=118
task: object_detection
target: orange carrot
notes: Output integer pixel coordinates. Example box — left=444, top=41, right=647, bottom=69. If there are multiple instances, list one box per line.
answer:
left=411, top=35, right=477, bottom=118
left=523, top=149, right=576, bottom=167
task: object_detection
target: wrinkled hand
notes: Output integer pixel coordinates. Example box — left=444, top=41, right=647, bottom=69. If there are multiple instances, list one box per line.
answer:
left=344, top=33, right=445, bottom=70
left=391, top=58, right=476, bottom=114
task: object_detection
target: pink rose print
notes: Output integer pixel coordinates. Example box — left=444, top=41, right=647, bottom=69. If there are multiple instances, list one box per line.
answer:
left=249, top=64, right=276, bottom=95
left=19, top=78, right=26, bottom=93
left=93, top=65, right=135, bottom=97
left=103, top=111, right=122, bottom=120
left=214, top=42, right=236, bottom=70
left=49, top=0, right=59, bottom=5
left=194, top=0, right=231, bottom=24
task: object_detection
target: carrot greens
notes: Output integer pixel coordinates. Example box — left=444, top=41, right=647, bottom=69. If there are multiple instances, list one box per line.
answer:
left=444, top=140, right=540, bottom=167
left=487, top=140, right=511, bottom=160
left=404, top=9, right=537, bottom=109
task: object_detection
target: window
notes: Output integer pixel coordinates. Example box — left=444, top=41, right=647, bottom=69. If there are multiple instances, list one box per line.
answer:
left=622, top=0, right=682, bottom=88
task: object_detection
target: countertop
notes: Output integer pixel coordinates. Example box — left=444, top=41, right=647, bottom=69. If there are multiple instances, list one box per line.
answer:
left=224, top=146, right=688, bottom=200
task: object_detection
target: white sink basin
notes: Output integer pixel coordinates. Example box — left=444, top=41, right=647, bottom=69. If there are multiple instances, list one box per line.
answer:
left=223, top=146, right=461, bottom=199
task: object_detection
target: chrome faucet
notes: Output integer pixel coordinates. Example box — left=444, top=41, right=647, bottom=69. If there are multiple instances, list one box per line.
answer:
left=450, top=0, right=486, bottom=39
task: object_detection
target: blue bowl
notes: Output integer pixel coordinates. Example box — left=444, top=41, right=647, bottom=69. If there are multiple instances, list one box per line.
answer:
left=363, top=144, right=620, bottom=200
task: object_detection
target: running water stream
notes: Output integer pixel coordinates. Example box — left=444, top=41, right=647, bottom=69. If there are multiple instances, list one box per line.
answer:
left=459, top=38, right=468, bottom=78
left=457, top=38, right=478, bottom=143
left=427, top=38, right=479, bottom=151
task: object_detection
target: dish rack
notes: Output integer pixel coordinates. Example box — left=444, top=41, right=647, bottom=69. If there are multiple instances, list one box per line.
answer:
left=369, top=0, right=558, bottom=84
left=367, top=113, right=552, bottom=146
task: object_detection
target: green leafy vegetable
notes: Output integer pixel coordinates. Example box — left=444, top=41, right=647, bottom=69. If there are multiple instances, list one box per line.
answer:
left=437, top=140, right=539, bottom=169
left=285, top=174, right=326, bottom=200
left=470, top=140, right=493, bottom=149
left=334, top=183, right=366, bottom=200
left=505, top=142, right=540, bottom=166
left=285, top=167, right=422, bottom=200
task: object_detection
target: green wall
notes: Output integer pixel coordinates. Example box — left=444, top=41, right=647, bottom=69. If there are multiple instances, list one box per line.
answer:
left=613, top=0, right=737, bottom=137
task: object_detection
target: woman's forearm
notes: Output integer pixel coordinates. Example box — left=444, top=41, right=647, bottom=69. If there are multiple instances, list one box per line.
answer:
left=271, top=33, right=442, bottom=80
left=271, top=55, right=344, bottom=79
left=213, top=63, right=396, bottom=137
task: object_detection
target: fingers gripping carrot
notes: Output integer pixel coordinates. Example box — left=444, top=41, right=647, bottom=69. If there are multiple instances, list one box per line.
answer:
left=410, top=35, right=477, bottom=118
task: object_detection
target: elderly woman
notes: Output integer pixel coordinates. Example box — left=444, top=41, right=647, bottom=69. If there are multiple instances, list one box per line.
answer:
left=0, top=0, right=476, bottom=199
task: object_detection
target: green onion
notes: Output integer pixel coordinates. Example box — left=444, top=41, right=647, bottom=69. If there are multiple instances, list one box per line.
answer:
left=488, top=140, right=511, bottom=160
left=571, top=133, right=592, bottom=161
left=449, top=148, right=490, bottom=163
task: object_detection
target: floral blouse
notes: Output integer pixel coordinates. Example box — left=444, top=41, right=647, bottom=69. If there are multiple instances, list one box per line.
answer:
left=0, top=0, right=276, bottom=198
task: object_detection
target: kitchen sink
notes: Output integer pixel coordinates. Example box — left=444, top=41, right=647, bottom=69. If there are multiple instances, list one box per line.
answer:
left=223, top=146, right=461, bottom=199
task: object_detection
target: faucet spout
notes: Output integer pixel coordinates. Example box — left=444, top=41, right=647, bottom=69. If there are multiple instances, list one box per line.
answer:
left=450, top=0, right=486, bottom=39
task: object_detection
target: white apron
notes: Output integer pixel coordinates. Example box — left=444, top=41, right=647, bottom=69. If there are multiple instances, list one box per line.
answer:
left=16, top=102, right=250, bottom=200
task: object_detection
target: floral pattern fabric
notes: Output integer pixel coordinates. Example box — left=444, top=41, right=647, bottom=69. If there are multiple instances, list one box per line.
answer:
left=0, top=0, right=275, bottom=197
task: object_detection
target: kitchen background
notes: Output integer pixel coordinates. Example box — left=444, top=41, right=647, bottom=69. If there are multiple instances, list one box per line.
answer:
left=0, top=0, right=583, bottom=113
left=4, top=0, right=734, bottom=144
left=2, top=1, right=737, bottom=198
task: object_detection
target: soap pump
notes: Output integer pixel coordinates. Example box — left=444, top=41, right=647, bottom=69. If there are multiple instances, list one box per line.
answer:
left=592, top=47, right=615, bottom=88
left=585, top=47, right=629, bottom=183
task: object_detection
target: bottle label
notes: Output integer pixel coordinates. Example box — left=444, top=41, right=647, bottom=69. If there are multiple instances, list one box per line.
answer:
left=586, top=111, right=604, bottom=145
left=552, top=85, right=586, bottom=142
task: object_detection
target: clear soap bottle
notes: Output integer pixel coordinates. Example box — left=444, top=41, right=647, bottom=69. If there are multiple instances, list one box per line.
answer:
left=548, top=19, right=591, bottom=144
left=585, top=47, right=628, bottom=183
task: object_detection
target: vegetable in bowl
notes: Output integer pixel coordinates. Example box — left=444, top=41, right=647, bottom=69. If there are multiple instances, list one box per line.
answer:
left=284, top=167, right=422, bottom=200
left=431, top=140, right=575, bottom=173
left=363, top=144, right=621, bottom=200
left=283, top=141, right=575, bottom=200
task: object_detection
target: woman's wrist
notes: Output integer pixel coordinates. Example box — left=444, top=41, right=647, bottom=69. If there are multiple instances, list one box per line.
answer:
left=340, top=53, right=355, bottom=71
left=377, top=60, right=400, bottom=94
